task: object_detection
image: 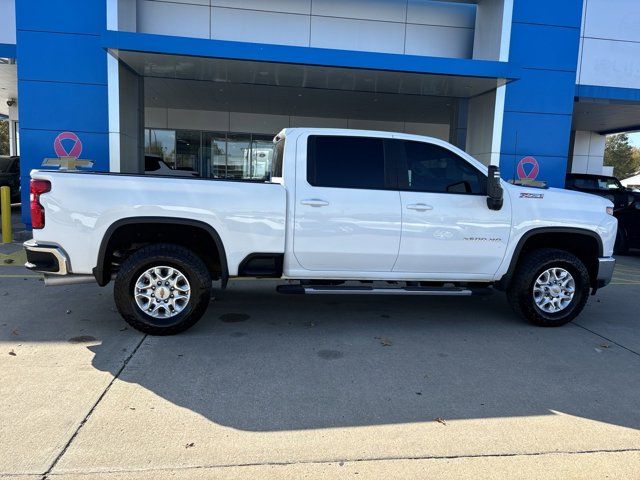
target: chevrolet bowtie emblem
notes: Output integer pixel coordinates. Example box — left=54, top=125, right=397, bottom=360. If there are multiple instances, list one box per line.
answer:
left=42, top=156, right=94, bottom=171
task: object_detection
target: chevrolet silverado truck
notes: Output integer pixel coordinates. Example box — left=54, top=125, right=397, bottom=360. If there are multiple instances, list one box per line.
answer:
left=24, top=128, right=617, bottom=335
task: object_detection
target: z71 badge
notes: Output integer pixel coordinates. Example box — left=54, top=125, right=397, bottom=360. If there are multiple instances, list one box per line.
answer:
left=520, top=192, right=544, bottom=199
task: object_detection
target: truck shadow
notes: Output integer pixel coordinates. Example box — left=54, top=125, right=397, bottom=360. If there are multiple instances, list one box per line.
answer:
left=80, top=280, right=640, bottom=432
left=2, top=274, right=639, bottom=433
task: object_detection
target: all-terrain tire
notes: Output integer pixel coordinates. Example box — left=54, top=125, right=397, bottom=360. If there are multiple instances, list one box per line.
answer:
left=506, top=248, right=590, bottom=327
left=114, top=243, right=211, bottom=335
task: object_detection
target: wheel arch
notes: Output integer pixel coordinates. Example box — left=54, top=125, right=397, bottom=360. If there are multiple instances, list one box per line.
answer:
left=93, top=217, right=229, bottom=288
left=497, top=227, right=603, bottom=290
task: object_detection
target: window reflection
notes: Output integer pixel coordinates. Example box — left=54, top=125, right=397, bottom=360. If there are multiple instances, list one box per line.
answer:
left=145, top=129, right=176, bottom=167
left=202, top=132, right=227, bottom=178
left=144, top=129, right=276, bottom=181
left=175, top=130, right=200, bottom=175
left=250, top=136, right=275, bottom=180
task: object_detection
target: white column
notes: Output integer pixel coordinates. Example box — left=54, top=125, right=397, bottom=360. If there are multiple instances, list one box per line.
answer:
left=8, top=102, right=18, bottom=156
left=571, top=131, right=606, bottom=174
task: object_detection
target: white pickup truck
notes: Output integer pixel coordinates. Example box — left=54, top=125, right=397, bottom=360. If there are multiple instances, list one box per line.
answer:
left=24, top=128, right=617, bottom=335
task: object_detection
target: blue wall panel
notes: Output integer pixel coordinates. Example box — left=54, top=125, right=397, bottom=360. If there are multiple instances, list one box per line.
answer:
left=500, top=154, right=569, bottom=187
left=15, top=0, right=105, bottom=35
left=0, top=43, right=17, bottom=58
left=509, top=23, right=581, bottom=72
left=16, top=0, right=109, bottom=227
left=500, top=0, right=584, bottom=188
left=18, top=81, right=108, bottom=132
left=512, top=0, right=583, bottom=28
left=501, top=112, right=573, bottom=157
left=18, top=31, right=107, bottom=84
left=504, top=69, right=576, bottom=115
left=19, top=129, right=109, bottom=219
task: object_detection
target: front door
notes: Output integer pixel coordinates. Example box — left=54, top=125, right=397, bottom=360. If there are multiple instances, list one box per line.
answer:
left=391, top=139, right=511, bottom=276
left=293, top=134, right=401, bottom=272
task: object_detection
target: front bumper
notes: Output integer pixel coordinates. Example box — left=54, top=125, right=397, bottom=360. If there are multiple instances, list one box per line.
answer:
left=596, top=257, right=616, bottom=288
left=23, top=239, right=69, bottom=275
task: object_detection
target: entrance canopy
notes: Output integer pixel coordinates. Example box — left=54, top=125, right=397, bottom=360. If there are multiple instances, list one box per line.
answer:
left=114, top=50, right=508, bottom=126
left=574, top=86, right=640, bottom=135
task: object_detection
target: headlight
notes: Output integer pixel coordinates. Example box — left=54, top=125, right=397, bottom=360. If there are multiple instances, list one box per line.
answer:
left=606, top=206, right=614, bottom=215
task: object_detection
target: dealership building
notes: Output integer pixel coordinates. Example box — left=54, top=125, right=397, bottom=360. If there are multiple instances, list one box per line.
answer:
left=1, top=0, right=640, bottom=226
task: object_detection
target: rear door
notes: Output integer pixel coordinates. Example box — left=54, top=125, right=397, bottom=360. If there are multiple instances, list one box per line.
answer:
left=293, top=134, right=401, bottom=272
left=391, top=139, right=511, bottom=276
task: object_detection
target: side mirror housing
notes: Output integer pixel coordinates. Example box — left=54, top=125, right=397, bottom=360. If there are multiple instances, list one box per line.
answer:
left=487, top=165, right=504, bottom=211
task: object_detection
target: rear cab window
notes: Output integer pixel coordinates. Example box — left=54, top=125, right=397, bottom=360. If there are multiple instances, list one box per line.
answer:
left=271, top=136, right=285, bottom=179
left=306, top=135, right=393, bottom=189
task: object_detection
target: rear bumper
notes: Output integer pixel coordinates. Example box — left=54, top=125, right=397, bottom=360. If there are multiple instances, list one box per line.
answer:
left=596, top=257, right=616, bottom=288
left=23, top=239, right=69, bottom=275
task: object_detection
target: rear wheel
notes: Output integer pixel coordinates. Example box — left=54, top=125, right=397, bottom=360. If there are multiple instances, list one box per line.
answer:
left=507, top=248, right=590, bottom=327
left=114, top=243, right=211, bottom=335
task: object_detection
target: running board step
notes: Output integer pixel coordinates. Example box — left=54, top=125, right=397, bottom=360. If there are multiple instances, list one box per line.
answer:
left=276, top=285, right=493, bottom=296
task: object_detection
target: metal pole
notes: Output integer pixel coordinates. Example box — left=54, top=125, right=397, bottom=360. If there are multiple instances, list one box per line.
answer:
left=1, top=186, right=12, bottom=243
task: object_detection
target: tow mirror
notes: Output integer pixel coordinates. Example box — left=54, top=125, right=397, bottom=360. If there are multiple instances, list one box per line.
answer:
left=487, top=165, right=503, bottom=211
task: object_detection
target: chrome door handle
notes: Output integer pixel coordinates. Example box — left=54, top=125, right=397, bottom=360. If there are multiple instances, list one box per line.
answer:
left=406, top=203, right=433, bottom=211
left=300, top=199, right=329, bottom=207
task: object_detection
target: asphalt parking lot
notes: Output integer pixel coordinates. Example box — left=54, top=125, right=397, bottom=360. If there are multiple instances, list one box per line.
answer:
left=1, top=246, right=640, bottom=479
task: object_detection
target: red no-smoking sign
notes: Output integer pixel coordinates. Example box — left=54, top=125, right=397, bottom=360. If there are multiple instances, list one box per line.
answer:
left=516, top=156, right=539, bottom=180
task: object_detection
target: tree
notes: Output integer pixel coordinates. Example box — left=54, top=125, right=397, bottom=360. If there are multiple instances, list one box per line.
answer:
left=604, top=133, right=640, bottom=180
left=0, top=120, right=8, bottom=155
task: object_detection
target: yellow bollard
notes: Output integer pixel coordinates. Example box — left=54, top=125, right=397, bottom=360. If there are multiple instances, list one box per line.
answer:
left=1, top=186, right=12, bottom=244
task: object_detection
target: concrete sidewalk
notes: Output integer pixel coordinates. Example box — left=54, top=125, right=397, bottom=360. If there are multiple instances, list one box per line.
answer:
left=1, top=254, right=640, bottom=479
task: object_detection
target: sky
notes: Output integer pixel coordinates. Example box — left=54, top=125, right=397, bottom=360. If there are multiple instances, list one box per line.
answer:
left=629, top=132, right=640, bottom=148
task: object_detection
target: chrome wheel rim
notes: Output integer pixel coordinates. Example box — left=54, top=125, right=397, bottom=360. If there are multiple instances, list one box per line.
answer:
left=533, top=267, right=575, bottom=314
left=134, top=266, right=191, bottom=319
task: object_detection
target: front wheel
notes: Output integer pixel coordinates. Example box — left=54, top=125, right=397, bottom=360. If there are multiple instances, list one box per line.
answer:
left=114, top=243, right=211, bottom=335
left=507, top=248, right=590, bottom=327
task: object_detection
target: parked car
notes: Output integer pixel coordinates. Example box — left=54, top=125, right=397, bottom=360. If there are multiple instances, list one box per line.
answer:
left=566, top=173, right=640, bottom=253
left=0, top=155, right=20, bottom=202
left=145, top=154, right=198, bottom=177
left=24, top=128, right=616, bottom=335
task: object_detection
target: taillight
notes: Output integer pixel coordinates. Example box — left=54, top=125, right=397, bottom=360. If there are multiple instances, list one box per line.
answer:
left=30, top=179, right=51, bottom=229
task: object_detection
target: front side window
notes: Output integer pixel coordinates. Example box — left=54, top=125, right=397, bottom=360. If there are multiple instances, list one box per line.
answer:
left=398, top=140, right=486, bottom=195
left=307, top=135, right=387, bottom=189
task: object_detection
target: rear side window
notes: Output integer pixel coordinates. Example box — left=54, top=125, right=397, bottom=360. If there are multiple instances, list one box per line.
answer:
left=397, top=140, right=486, bottom=195
left=307, top=136, right=387, bottom=189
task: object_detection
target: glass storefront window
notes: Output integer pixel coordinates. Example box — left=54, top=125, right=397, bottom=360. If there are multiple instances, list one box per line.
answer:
left=175, top=130, right=200, bottom=175
left=226, top=133, right=251, bottom=179
left=144, top=128, right=276, bottom=180
left=250, top=136, right=275, bottom=180
left=202, top=132, right=227, bottom=178
left=145, top=129, right=175, bottom=167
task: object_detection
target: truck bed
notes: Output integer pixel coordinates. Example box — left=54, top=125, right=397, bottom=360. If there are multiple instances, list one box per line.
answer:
left=30, top=171, right=287, bottom=275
